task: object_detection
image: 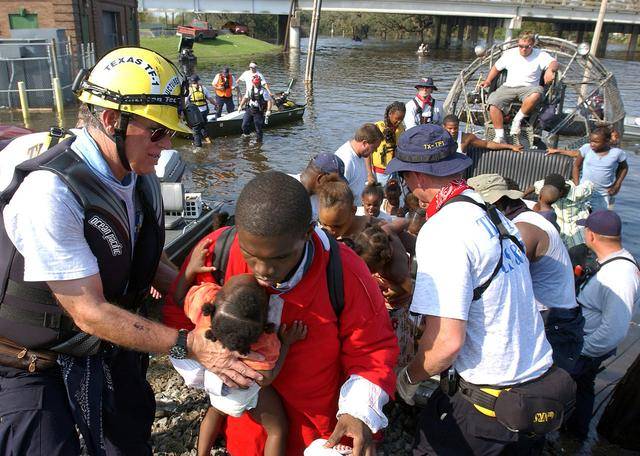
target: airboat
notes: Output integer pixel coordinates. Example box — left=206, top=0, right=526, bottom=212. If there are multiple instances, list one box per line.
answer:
left=444, top=36, right=626, bottom=189
left=445, top=36, right=625, bottom=149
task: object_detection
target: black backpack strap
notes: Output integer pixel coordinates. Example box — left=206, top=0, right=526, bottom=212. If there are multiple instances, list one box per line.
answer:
left=442, top=195, right=525, bottom=300
left=578, top=255, right=639, bottom=293
left=212, top=226, right=237, bottom=285
left=324, top=232, right=345, bottom=318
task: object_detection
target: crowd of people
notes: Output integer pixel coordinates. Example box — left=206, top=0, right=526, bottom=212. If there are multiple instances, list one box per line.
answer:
left=0, top=31, right=639, bottom=456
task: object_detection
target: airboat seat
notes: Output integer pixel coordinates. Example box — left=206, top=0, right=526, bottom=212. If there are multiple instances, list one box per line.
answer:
left=464, top=147, right=573, bottom=191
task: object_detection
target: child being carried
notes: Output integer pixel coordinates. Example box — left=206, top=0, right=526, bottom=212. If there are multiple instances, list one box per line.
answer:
left=170, top=273, right=307, bottom=456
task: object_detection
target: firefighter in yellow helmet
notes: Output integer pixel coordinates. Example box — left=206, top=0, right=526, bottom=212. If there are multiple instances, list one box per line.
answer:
left=0, top=47, right=260, bottom=456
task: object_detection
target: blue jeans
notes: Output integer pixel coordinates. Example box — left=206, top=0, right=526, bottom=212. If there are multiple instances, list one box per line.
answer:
left=0, top=349, right=155, bottom=455
left=215, top=96, right=235, bottom=117
left=544, top=306, right=585, bottom=373
left=242, top=109, right=265, bottom=141
left=565, top=351, right=614, bottom=438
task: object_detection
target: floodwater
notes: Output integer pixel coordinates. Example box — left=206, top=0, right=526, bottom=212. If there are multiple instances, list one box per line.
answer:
left=1, top=37, right=640, bottom=453
left=6, top=36, right=638, bottom=253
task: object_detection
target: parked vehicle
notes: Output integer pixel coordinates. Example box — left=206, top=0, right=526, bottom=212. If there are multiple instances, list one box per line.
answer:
left=221, top=21, right=249, bottom=35
left=177, top=20, right=218, bottom=41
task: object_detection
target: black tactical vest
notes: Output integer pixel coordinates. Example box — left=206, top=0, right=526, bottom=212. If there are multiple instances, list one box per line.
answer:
left=0, top=138, right=164, bottom=352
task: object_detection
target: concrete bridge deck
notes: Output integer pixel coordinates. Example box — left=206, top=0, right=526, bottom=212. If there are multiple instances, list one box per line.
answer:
left=139, top=0, right=640, bottom=25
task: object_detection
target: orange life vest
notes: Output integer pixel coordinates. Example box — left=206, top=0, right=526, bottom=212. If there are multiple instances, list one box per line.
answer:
left=214, top=73, right=233, bottom=98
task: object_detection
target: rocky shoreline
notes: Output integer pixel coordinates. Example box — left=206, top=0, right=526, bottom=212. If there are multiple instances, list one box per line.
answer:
left=147, top=355, right=420, bottom=456
left=147, top=355, right=602, bottom=456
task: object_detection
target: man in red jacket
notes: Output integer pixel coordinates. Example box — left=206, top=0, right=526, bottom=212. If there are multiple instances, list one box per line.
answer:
left=165, top=171, right=398, bottom=455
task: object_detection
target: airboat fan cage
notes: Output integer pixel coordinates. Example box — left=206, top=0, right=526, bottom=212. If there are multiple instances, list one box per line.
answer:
left=444, top=36, right=625, bottom=149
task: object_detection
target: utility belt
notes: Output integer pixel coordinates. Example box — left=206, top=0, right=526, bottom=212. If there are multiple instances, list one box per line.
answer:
left=442, top=366, right=576, bottom=434
left=0, top=336, right=58, bottom=372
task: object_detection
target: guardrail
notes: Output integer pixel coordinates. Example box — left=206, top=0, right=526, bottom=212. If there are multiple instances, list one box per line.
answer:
left=449, top=0, right=640, bottom=12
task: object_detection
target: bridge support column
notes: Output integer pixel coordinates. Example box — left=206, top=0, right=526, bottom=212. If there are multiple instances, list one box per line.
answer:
left=576, top=25, right=585, bottom=43
left=503, top=16, right=521, bottom=42
left=596, top=27, right=609, bottom=58
left=289, top=11, right=301, bottom=49
left=486, top=19, right=496, bottom=47
left=627, top=26, right=639, bottom=59
left=277, top=14, right=288, bottom=45
left=444, top=17, right=453, bottom=48
left=457, top=18, right=465, bottom=48
left=470, top=20, right=479, bottom=45
left=433, top=16, right=442, bottom=48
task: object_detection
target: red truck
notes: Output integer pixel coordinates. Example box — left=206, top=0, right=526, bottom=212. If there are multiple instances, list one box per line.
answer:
left=176, top=20, right=218, bottom=41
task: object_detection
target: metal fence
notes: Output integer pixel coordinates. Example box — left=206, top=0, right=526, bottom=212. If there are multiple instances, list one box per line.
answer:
left=0, top=40, right=96, bottom=109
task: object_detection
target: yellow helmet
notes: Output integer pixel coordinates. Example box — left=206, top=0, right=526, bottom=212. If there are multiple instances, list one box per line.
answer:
left=74, top=47, right=191, bottom=134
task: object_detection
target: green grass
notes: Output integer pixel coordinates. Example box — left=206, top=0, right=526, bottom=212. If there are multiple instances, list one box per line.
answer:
left=140, top=34, right=281, bottom=63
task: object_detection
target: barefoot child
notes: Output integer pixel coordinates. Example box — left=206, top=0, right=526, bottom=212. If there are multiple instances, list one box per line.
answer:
left=170, top=272, right=307, bottom=456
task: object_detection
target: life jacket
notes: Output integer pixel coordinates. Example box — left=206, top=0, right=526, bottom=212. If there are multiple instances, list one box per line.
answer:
left=189, top=84, right=207, bottom=108
left=413, top=96, right=436, bottom=125
left=214, top=73, right=233, bottom=98
left=248, top=87, right=268, bottom=113
left=0, top=137, right=164, bottom=355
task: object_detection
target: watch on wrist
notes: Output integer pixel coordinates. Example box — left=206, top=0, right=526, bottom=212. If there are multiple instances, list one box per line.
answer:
left=169, top=329, right=189, bottom=359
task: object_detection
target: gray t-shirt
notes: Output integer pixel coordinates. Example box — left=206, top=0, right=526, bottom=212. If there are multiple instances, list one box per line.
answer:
left=2, top=128, right=140, bottom=282
left=411, top=190, right=553, bottom=386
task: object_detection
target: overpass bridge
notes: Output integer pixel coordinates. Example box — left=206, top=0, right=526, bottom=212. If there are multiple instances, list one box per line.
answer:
left=139, top=0, right=640, bottom=57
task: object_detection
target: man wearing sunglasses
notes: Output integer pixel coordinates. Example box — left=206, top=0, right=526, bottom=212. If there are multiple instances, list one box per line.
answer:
left=480, top=31, right=558, bottom=143
left=0, top=47, right=260, bottom=455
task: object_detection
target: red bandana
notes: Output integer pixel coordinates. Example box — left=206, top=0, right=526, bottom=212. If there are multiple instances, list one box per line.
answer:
left=426, top=178, right=472, bottom=219
left=416, top=94, right=433, bottom=106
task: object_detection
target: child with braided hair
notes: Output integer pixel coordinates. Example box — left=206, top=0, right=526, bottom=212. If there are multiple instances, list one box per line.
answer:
left=351, top=224, right=415, bottom=368
left=366, top=101, right=406, bottom=186
left=170, top=272, right=307, bottom=456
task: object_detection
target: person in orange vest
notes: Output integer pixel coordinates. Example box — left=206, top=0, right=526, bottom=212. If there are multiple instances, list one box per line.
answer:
left=212, top=66, right=236, bottom=117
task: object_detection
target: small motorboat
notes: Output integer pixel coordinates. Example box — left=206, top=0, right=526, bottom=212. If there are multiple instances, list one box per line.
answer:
left=204, top=79, right=305, bottom=138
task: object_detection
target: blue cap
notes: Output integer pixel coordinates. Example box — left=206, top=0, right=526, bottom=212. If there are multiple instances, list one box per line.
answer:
left=415, top=77, right=438, bottom=90
left=577, top=209, right=621, bottom=236
left=189, top=74, right=200, bottom=83
left=311, top=153, right=345, bottom=176
left=385, top=124, right=473, bottom=177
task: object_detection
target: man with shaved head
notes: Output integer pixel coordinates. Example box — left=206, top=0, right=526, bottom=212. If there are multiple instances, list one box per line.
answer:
left=170, top=171, right=398, bottom=455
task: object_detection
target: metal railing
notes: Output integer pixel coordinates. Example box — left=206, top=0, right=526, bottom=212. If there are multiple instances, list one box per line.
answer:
left=0, top=40, right=96, bottom=109
left=444, top=0, right=640, bottom=12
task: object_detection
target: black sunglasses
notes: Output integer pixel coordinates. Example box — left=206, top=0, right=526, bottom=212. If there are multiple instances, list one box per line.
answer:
left=518, top=44, right=533, bottom=49
left=148, top=125, right=174, bottom=142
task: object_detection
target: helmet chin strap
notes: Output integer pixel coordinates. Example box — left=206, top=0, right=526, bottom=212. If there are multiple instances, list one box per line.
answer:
left=113, top=112, right=132, bottom=172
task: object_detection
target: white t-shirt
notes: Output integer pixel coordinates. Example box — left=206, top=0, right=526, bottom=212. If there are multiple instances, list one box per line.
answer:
left=495, top=48, right=556, bottom=87
left=411, top=190, right=553, bottom=386
left=578, top=249, right=640, bottom=358
left=404, top=97, right=445, bottom=129
left=288, top=173, right=319, bottom=221
left=355, top=206, right=392, bottom=221
left=334, top=141, right=368, bottom=206
left=513, top=210, right=576, bottom=311
left=238, top=70, right=268, bottom=90
left=2, top=128, right=140, bottom=282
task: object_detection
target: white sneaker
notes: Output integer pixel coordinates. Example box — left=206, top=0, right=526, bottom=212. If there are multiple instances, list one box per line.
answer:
left=510, top=121, right=521, bottom=137
left=494, top=134, right=505, bottom=144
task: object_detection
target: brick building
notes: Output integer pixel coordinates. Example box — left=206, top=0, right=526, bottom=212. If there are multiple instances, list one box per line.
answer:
left=0, top=0, right=139, bottom=57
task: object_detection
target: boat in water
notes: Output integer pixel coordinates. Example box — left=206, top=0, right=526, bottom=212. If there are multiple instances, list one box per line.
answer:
left=445, top=36, right=625, bottom=152
left=204, top=80, right=305, bottom=138
left=624, top=116, right=640, bottom=141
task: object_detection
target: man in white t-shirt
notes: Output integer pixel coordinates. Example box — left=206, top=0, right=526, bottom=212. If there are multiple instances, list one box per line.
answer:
left=387, top=124, right=573, bottom=454
left=289, top=153, right=346, bottom=221
left=469, top=173, right=584, bottom=373
left=567, top=210, right=640, bottom=438
left=334, top=123, right=383, bottom=205
left=237, top=61, right=272, bottom=96
left=480, top=31, right=558, bottom=142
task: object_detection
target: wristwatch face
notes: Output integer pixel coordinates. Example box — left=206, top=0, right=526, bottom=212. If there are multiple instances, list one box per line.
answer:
left=169, top=344, right=187, bottom=359
left=170, top=330, right=188, bottom=359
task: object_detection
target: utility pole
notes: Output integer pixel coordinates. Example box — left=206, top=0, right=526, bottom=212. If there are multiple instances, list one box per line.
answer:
left=304, top=0, right=322, bottom=84
left=590, top=0, right=608, bottom=56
